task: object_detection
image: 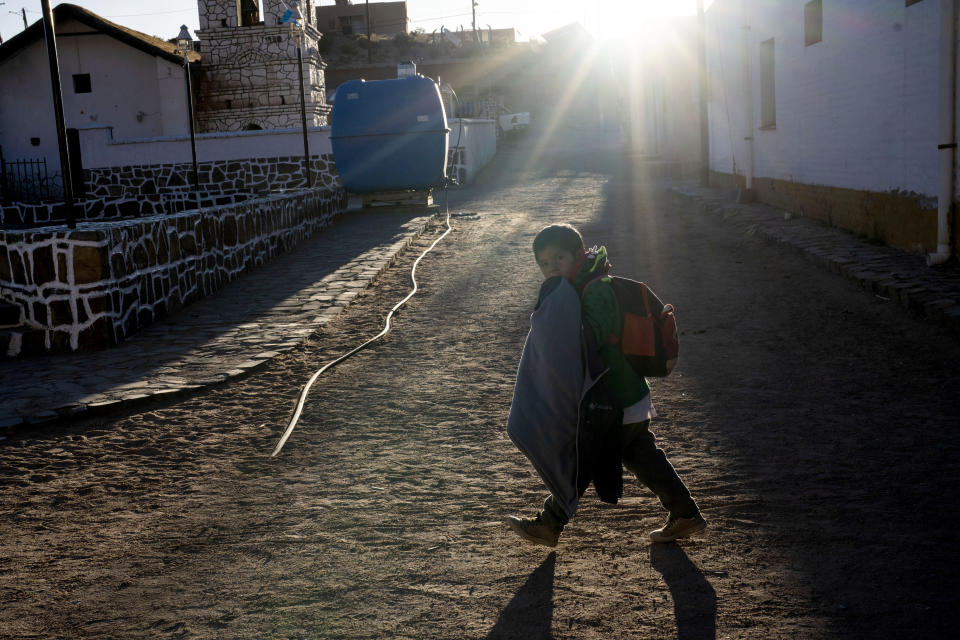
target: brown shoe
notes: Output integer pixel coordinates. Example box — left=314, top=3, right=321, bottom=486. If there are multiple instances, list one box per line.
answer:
left=650, top=513, right=707, bottom=543
left=504, top=515, right=561, bottom=547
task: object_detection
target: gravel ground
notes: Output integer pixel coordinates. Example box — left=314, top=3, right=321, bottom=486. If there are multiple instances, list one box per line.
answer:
left=2, top=130, right=958, bottom=639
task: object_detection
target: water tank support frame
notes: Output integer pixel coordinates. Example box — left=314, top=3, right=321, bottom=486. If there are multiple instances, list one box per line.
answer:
left=361, top=190, right=434, bottom=208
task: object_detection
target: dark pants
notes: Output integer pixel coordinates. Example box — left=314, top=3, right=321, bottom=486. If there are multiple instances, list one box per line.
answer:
left=541, top=420, right=698, bottom=531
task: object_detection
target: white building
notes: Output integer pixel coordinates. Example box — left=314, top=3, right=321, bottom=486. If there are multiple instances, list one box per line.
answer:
left=0, top=4, right=197, bottom=191
left=705, top=0, right=958, bottom=258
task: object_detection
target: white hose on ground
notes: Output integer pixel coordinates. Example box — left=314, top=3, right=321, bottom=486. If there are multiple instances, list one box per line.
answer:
left=270, top=208, right=453, bottom=457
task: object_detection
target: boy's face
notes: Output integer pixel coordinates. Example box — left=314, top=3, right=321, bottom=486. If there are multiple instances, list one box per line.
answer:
left=536, top=246, right=577, bottom=280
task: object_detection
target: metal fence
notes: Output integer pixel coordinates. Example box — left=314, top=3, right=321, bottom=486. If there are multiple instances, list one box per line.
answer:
left=456, top=98, right=504, bottom=120
left=0, top=153, right=58, bottom=203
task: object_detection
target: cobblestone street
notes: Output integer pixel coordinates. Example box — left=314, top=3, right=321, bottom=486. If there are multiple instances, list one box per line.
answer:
left=2, top=130, right=959, bottom=639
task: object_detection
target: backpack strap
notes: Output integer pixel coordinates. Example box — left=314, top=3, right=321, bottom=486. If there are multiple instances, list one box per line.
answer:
left=580, top=275, right=620, bottom=346
left=579, top=275, right=605, bottom=298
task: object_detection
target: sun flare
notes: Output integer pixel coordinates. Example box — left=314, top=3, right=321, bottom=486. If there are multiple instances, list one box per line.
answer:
left=584, top=0, right=702, bottom=41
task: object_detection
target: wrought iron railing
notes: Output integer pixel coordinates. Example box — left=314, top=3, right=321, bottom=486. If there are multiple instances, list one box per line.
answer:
left=0, top=153, right=58, bottom=202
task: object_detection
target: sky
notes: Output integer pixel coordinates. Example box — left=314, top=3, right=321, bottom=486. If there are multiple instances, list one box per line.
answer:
left=0, top=1, right=711, bottom=45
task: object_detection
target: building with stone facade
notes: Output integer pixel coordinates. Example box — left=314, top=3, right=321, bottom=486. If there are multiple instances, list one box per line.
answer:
left=195, top=0, right=331, bottom=132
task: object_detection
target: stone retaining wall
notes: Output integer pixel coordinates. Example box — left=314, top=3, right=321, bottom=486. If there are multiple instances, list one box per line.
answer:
left=0, top=153, right=340, bottom=228
left=0, top=187, right=347, bottom=355
left=0, top=191, right=258, bottom=228
left=87, top=153, right=339, bottom=198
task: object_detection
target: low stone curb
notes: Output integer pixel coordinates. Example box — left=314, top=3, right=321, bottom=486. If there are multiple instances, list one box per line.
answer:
left=0, top=209, right=444, bottom=431
left=668, top=185, right=960, bottom=333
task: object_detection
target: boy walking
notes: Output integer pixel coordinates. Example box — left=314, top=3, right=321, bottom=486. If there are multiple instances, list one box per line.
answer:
left=505, top=223, right=706, bottom=547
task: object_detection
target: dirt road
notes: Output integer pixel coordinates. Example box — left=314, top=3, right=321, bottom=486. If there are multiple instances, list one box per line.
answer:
left=2, top=130, right=959, bottom=639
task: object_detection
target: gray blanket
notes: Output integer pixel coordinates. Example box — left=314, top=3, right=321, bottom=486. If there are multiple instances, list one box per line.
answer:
left=506, top=277, right=593, bottom=519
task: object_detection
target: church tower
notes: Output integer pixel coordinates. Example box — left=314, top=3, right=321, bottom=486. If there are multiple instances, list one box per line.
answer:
left=194, top=0, right=329, bottom=132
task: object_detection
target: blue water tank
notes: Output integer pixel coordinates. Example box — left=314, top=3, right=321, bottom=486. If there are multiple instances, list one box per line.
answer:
left=330, top=76, right=449, bottom=193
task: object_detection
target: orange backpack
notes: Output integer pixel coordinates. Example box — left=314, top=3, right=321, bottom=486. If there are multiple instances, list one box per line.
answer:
left=582, top=277, right=679, bottom=377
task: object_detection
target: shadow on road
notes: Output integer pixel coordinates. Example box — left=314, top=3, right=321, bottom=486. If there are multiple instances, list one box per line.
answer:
left=0, top=209, right=427, bottom=427
left=486, top=552, right=556, bottom=640
left=650, top=544, right=717, bottom=640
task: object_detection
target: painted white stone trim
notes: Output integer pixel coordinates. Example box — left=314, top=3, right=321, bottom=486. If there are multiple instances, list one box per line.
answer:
left=0, top=188, right=347, bottom=355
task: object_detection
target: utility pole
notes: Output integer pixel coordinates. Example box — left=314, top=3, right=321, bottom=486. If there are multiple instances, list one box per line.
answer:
left=39, top=0, right=75, bottom=228
left=22, top=7, right=28, bottom=29
left=697, top=0, right=710, bottom=187
left=365, top=0, right=371, bottom=63
left=472, top=1, right=477, bottom=43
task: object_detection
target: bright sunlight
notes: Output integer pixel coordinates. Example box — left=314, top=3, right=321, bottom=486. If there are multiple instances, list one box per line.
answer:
left=574, top=0, right=711, bottom=41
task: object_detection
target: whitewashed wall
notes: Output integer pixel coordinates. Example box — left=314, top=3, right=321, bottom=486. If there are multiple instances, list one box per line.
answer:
left=706, top=0, right=954, bottom=196
left=77, top=125, right=334, bottom=169
left=0, top=17, right=189, bottom=174
left=447, top=118, right=497, bottom=185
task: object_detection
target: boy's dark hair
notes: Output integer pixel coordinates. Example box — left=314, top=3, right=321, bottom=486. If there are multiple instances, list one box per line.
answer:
left=532, top=223, right=584, bottom=257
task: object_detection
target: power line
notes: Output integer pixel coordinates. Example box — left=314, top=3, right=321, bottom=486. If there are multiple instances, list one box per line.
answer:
left=409, top=10, right=526, bottom=24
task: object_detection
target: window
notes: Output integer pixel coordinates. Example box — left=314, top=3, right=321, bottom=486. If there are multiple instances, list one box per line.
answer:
left=240, top=0, right=260, bottom=26
left=760, top=38, right=776, bottom=128
left=804, top=0, right=822, bottom=46
left=72, top=73, right=91, bottom=94
left=339, top=14, right=365, bottom=35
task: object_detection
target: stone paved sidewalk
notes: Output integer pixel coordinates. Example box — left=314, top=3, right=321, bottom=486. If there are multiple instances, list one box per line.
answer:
left=669, top=184, right=960, bottom=332
left=0, top=207, right=439, bottom=428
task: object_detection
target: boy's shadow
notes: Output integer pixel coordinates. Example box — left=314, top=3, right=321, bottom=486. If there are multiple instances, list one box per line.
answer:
left=486, top=553, right=556, bottom=639
left=650, top=544, right=717, bottom=640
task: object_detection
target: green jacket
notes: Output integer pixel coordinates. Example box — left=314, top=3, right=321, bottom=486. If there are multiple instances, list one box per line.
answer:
left=571, top=247, right=651, bottom=408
